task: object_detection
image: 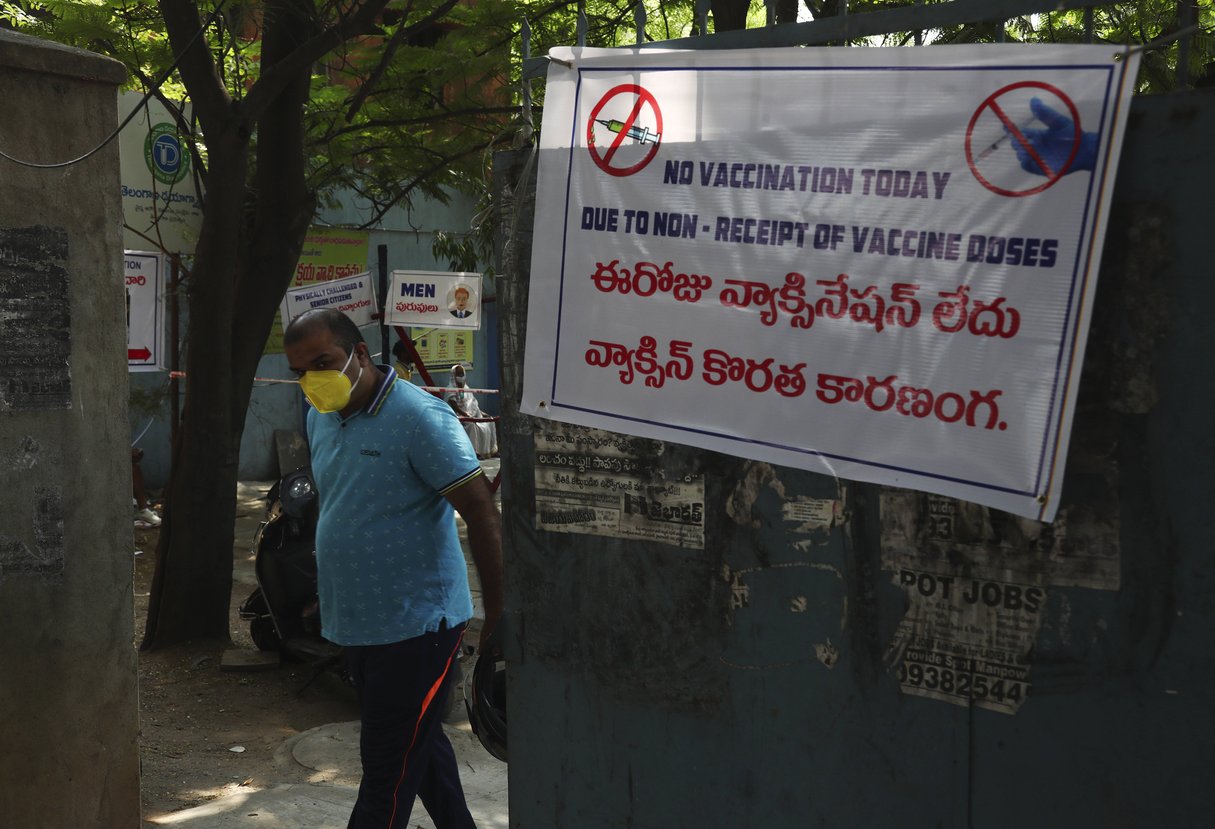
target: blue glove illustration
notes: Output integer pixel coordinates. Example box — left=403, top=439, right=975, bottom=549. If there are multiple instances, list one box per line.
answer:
left=1009, top=97, right=1098, bottom=177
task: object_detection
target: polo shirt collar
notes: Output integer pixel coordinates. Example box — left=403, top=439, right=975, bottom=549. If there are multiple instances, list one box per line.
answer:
left=362, top=364, right=397, bottom=416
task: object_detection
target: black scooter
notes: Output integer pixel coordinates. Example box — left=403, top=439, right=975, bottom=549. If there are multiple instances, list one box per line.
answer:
left=238, top=467, right=342, bottom=666
left=239, top=465, right=464, bottom=712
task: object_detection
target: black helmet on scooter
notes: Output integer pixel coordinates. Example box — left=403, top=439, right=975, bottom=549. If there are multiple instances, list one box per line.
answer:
left=464, top=624, right=507, bottom=762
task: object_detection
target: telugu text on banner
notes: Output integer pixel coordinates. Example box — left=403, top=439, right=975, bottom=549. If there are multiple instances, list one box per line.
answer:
left=280, top=271, right=377, bottom=328
left=266, top=226, right=370, bottom=353
left=521, top=45, right=1139, bottom=522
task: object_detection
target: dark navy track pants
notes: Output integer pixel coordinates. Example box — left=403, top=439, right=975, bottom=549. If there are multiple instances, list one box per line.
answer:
left=344, top=623, right=475, bottom=829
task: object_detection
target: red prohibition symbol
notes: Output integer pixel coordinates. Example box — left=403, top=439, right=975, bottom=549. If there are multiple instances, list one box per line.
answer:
left=965, top=81, right=1081, bottom=198
left=587, top=84, right=664, bottom=177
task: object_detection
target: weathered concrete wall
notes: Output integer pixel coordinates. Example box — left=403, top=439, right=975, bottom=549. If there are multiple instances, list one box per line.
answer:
left=0, top=31, right=140, bottom=827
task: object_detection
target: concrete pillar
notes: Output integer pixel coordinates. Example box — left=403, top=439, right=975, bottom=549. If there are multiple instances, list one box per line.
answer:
left=0, top=30, right=140, bottom=826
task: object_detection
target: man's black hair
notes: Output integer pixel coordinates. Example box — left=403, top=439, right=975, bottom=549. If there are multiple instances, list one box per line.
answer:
left=283, top=309, right=365, bottom=355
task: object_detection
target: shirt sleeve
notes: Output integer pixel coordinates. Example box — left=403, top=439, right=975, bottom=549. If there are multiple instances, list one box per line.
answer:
left=410, top=399, right=482, bottom=495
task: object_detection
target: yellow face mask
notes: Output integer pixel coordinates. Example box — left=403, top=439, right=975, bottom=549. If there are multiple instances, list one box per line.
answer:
left=299, top=349, right=362, bottom=413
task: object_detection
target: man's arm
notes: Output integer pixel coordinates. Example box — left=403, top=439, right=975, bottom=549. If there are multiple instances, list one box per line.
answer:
left=444, top=474, right=503, bottom=651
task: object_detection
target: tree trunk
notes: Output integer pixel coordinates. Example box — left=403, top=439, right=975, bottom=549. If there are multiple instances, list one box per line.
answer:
left=142, top=135, right=250, bottom=648
left=142, top=1, right=316, bottom=649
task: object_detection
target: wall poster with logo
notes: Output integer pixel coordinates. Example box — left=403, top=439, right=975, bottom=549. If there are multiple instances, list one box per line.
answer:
left=118, top=92, right=203, bottom=255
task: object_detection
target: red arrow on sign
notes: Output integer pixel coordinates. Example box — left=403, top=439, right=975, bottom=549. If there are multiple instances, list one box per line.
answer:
left=128, top=348, right=152, bottom=360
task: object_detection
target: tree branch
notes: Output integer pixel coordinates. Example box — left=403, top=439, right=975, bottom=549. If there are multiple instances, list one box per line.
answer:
left=158, top=0, right=232, bottom=131
left=317, top=104, right=520, bottom=143
left=357, top=140, right=504, bottom=229
left=241, top=0, right=394, bottom=121
left=342, top=0, right=464, bottom=123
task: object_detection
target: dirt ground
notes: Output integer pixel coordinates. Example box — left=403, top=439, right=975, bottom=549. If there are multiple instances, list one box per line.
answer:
left=132, top=484, right=362, bottom=824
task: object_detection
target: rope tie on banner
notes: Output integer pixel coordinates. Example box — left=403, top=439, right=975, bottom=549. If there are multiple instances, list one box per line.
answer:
left=1113, top=22, right=1201, bottom=60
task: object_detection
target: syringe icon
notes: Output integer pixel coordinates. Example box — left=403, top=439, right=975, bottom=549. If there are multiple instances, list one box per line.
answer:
left=977, top=116, right=1040, bottom=161
left=596, top=118, right=661, bottom=145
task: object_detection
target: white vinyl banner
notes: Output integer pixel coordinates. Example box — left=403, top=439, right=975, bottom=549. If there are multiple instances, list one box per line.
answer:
left=384, top=270, right=483, bottom=330
left=280, top=271, right=378, bottom=328
left=522, top=45, right=1139, bottom=522
left=124, top=250, right=164, bottom=372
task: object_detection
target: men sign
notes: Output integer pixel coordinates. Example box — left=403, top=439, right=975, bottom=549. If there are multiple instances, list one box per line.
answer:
left=522, top=45, right=1139, bottom=522
left=384, top=271, right=482, bottom=330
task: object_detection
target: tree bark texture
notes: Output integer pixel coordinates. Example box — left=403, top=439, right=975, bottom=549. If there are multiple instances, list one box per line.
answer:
left=142, top=0, right=342, bottom=649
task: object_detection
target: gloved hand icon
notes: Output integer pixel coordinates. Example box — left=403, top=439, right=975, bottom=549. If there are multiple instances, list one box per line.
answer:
left=1009, top=97, right=1098, bottom=177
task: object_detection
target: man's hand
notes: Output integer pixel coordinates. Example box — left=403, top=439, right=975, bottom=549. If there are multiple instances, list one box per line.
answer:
left=444, top=474, right=504, bottom=653
left=1009, top=97, right=1098, bottom=177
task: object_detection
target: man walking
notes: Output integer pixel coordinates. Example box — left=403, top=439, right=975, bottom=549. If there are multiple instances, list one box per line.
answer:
left=284, top=309, right=503, bottom=829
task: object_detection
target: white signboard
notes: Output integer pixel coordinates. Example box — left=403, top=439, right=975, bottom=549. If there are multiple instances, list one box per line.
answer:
left=118, top=93, right=204, bottom=255
left=384, top=270, right=482, bottom=330
left=522, top=45, right=1139, bottom=522
left=125, top=251, right=164, bottom=372
left=280, top=271, right=378, bottom=328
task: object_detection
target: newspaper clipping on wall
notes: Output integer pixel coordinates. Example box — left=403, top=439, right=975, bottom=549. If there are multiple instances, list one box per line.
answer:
left=534, top=422, right=704, bottom=549
left=881, top=488, right=1120, bottom=713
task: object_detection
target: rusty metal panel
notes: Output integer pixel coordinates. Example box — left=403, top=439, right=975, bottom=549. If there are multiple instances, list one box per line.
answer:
left=495, top=88, right=1215, bottom=828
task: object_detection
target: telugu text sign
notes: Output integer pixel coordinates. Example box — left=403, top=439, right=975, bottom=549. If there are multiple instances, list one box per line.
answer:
left=266, top=226, right=371, bottom=352
left=280, top=271, right=377, bottom=328
left=521, top=45, right=1139, bottom=522
left=125, top=251, right=164, bottom=372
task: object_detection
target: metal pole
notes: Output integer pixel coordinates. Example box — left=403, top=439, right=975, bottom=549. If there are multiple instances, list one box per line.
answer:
left=635, top=2, right=647, bottom=45
left=377, top=244, right=389, bottom=365
left=168, top=255, right=180, bottom=453
left=577, top=0, right=587, bottom=46
left=521, top=18, right=533, bottom=139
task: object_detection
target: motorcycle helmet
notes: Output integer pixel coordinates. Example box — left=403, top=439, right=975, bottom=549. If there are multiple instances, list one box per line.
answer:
left=465, top=625, right=508, bottom=762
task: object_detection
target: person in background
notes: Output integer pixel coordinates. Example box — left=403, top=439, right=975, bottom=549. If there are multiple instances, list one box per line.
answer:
left=132, top=446, right=160, bottom=528
left=444, top=364, right=498, bottom=459
left=391, top=339, right=414, bottom=381
left=283, top=309, right=502, bottom=829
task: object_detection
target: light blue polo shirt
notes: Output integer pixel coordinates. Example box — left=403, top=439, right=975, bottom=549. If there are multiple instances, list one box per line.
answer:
left=306, top=367, right=481, bottom=646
